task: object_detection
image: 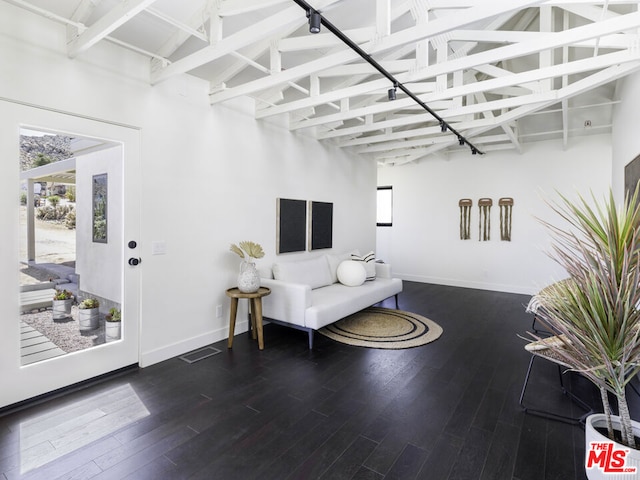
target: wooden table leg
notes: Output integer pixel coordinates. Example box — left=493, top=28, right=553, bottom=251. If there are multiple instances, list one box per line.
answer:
left=249, top=300, right=257, bottom=340
left=228, top=297, right=239, bottom=349
left=252, top=298, right=264, bottom=350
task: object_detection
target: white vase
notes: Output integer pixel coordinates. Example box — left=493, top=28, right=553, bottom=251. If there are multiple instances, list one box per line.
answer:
left=585, top=413, right=640, bottom=479
left=78, top=307, right=99, bottom=331
left=238, top=261, right=260, bottom=293
left=52, top=299, right=73, bottom=320
left=105, top=321, right=121, bottom=342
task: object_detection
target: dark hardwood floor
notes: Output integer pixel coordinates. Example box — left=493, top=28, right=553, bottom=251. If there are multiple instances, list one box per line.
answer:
left=3, top=281, right=639, bottom=480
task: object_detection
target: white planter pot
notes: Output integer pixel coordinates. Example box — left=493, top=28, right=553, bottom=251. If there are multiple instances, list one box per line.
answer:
left=585, top=413, right=640, bottom=479
left=105, top=321, right=121, bottom=342
left=78, top=307, right=99, bottom=331
left=52, top=299, right=73, bottom=320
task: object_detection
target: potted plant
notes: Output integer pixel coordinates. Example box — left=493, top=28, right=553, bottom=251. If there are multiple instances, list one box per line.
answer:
left=533, top=189, right=640, bottom=478
left=78, top=297, right=100, bottom=331
left=52, top=289, right=73, bottom=320
left=105, top=307, right=121, bottom=342
left=230, top=241, right=265, bottom=293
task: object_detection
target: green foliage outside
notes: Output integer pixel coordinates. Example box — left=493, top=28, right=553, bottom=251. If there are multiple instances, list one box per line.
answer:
left=79, top=298, right=99, bottom=309
left=66, top=186, right=76, bottom=202
left=33, top=153, right=52, bottom=167
left=48, top=195, right=60, bottom=208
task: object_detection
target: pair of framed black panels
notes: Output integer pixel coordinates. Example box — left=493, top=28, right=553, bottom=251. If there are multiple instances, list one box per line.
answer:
left=277, top=198, right=332, bottom=254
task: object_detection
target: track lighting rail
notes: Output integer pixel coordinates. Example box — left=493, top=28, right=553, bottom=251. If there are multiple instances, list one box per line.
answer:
left=292, top=0, right=484, bottom=156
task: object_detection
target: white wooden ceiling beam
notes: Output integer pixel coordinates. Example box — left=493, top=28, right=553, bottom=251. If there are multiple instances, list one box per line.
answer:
left=474, top=91, right=522, bottom=153
left=288, top=48, right=637, bottom=131
left=152, top=0, right=343, bottom=85
left=381, top=62, right=638, bottom=164
left=377, top=0, right=391, bottom=37
left=252, top=12, right=640, bottom=119
left=219, top=0, right=292, bottom=16
left=559, top=4, right=620, bottom=22
left=68, top=0, right=160, bottom=58
left=209, top=0, right=548, bottom=103
left=320, top=56, right=635, bottom=145
left=209, top=26, right=303, bottom=91
left=316, top=61, right=418, bottom=77
left=278, top=28, right=375, bottom=52
left=446, top=30, right=629, bottom=49
left=145, top=7, right=208, bottom=43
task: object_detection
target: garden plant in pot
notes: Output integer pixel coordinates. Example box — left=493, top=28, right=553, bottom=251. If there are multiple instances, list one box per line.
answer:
left=52, top=289, right=73, bottom=321
left=533, top=189, right=640, bottom=479
left=78, top=298, right=100, bottom=331
left=230, top=241, right=264, bottom=293
left=105, top=307, right=121, bottom=342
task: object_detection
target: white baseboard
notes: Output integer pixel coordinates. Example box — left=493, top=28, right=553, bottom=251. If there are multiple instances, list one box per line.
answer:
left=397, top=273, right=536, bottom=296
left=139, top=320, right=249, bottom=367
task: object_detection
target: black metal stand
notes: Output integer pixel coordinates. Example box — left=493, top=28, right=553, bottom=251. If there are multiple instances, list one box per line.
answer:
left=519, top=354, right=595, bottom=425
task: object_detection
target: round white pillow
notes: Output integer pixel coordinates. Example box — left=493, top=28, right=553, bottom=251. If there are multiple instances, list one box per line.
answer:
left=337, top=260, right=366, bottom=287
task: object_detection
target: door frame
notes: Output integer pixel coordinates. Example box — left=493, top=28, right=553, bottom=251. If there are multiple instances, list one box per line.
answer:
left=0, top=100, right=141, bottom=409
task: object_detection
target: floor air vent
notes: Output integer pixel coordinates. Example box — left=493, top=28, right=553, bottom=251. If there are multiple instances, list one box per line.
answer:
left=179, top=346, right=222, bottom=364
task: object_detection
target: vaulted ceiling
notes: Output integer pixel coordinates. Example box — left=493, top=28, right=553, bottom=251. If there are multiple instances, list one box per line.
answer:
left=6, top=0, right=640, bottom=165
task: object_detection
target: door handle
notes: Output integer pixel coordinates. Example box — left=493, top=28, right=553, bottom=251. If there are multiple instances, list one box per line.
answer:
left=128, top=257, right=142, bottom=266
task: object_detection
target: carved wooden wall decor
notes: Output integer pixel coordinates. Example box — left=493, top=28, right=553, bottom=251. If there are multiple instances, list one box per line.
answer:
left=499, top=197, right=514, bottom=241
left=458, top=199, right=472, bottom=240
left=478, top=198, right=493, bottom=241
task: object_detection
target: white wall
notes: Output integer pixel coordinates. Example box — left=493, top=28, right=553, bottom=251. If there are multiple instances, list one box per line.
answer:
left=612, top=71, right=640, bottom=203
left=377, top=135, right=612, bottom=294
left=0, top=3, right=377, bottom=370
left=76, top=146, right=123, bottom=304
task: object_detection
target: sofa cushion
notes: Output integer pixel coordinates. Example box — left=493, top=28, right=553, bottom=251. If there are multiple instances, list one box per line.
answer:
left=351, top=251, right=376, bottom=281
left=326, top=251, right=354, bottom=283
left=306, top=277, right=403, bottom=330
left=337, top=260, right=366, bottom=287
left=272, top=256, right=333, bottom=289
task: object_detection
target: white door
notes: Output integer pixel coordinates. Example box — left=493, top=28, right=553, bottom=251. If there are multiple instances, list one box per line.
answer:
left=0, top=101, right=141, bottom=409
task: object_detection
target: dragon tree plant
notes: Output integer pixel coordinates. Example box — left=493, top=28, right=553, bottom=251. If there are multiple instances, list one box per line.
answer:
left=534, top=187, right=640, bottom=449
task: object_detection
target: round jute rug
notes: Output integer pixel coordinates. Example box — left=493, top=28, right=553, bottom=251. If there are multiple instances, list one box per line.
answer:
left=318, top=307, right=443, bottom=349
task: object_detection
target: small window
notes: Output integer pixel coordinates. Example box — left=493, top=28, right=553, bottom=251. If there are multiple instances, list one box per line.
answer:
left=377, top=186, right=393, bottom=227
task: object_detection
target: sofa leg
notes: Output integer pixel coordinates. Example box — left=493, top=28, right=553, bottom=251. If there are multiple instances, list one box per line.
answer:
left=308, top=330, right=314, bottom=349
left=395, top=294, right=399, bottom=310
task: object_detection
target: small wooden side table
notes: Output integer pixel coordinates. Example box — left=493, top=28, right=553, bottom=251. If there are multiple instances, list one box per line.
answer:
left=225, top=287, right=271, bottom=350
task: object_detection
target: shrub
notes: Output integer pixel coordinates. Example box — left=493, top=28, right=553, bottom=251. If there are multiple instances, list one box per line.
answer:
left=66, top=186, right=76, bottom=202
left=20, top=192, right=27, bottom=205
left=48, top=195, right=60, bottom=208
left=65, top=210, right=76, bottom=229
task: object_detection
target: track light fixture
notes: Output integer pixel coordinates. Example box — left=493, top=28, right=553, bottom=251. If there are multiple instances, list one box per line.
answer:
left=308, top=10, right=321, bottom=34
left=294, top=0, right=483, bottom=156
left=388, top=83, right=397, bottom=101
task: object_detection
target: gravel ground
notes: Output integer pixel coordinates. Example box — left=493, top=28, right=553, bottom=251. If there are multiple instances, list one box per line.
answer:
left=22, top=305, right=105, bottom=353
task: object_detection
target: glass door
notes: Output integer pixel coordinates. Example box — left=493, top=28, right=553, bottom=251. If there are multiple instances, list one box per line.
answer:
left=0, top=101, right=141, bottom=409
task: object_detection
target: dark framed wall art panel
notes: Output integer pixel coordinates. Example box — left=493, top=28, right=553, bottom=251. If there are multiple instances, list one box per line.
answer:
left=277, top=198, right=307, bottom=254
left=309, top=201, right=333, bottom=250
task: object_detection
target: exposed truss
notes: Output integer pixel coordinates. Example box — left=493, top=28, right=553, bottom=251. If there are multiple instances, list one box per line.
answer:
left=7, top=0, right=640, bottom=164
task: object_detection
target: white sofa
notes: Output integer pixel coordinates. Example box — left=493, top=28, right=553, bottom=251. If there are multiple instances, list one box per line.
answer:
left=259, top=252, right=403, bottom=348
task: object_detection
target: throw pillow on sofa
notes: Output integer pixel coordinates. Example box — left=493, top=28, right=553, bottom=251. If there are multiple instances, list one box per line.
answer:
left=272, top=256, right=333, bottom=289
left=326, top=250, right=358, bottom=283
left=351, top=251, right=376, bottom=281
left=337, top=260, right=366, bottom=287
